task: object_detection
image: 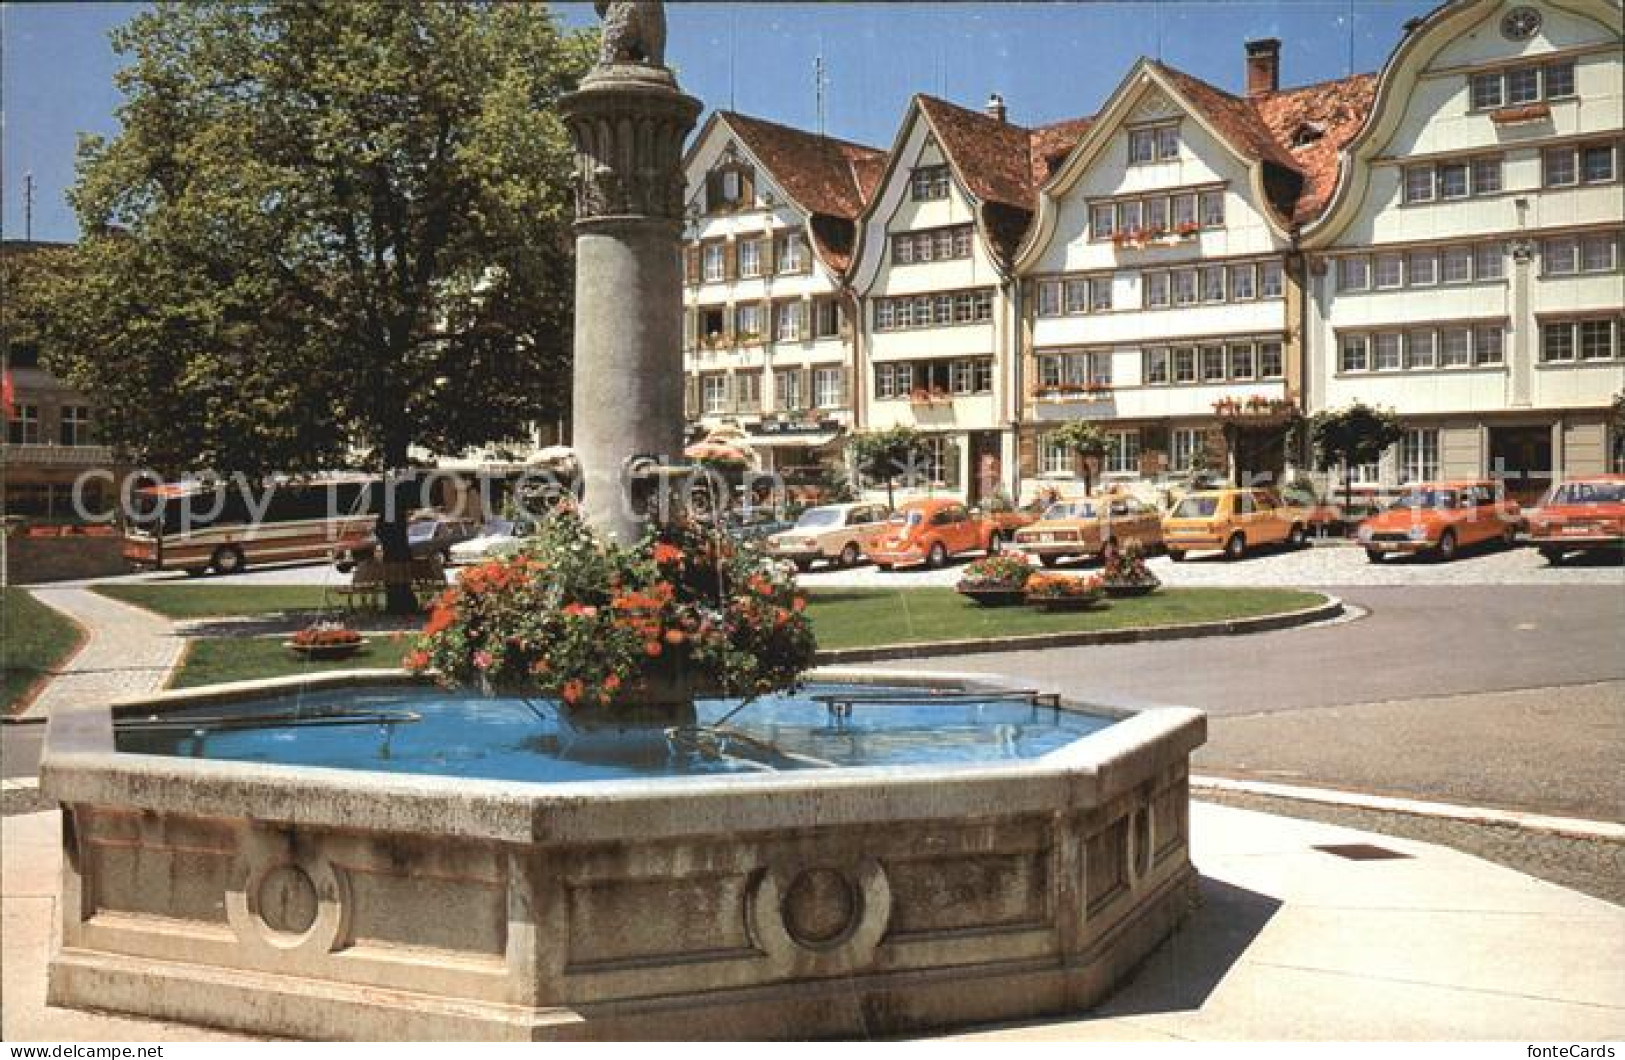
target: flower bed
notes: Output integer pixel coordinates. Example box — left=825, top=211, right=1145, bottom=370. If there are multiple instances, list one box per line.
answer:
left=955, top=554, right=1034, bottom=607
left=1025, top=572, right=1106, bottom=612
left=286, top=621, right=366, bottom=659
left=1102, top=541, right=1161, bottom=598
left=408, top=513, right=816, bottom=709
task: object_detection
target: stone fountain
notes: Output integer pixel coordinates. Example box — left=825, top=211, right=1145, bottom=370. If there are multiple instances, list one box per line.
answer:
left=38, top=3, right=1207, bottom=1040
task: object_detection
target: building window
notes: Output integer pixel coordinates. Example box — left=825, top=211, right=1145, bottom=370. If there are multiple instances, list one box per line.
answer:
left=1038, top=281, right=1062, bottom=317
left=777, top=368, right=804, bottom=409
left=1230, top=343, right=1256, bottom=380
left=1128, top=123, right=1180, bottom=164
left=1258, top=260, right=1283, bottom=298
left=739, top=239, right=763, bottom=278
left=1440, top=327, right=1472, bottom=367
left=1200, top=265, right=1226, bottom=303
left=873, top=289, right=993, bottom=332
left=1578, top=320, right=1619, bottom=360
left=1543, top=144, right=1616, bottom=188
left=1144, top=348, right=1169, bottom=385
left=776, top=233, right=806, bottom=273
left=1402, top=429, right=1439, bottom=483
left=874, top=363, right=913, bottom=401
left=1199, top=345, right=1226, bottom=383
left=1172, top=347, right=1197, bottom=384
left=1374, top=253, right=1404, bottom=289
left=1064, top=279, right=1090, bottom=315
left=1104, top=430, right=1141, bottom=475
left=1469, top=60, right=1577, bottom=111
left=813, top=299, right=842, bottom=339
left=917, top=436, right=961, bottom=489
left=1038, top=350, right=1111, bottom=389
left=1090, top=278, right=1113, bottom=312
left=950, top=360, right=976, bottom=394
left=1039, top=433, right=1074, bottom=476
left=1442, top=245, right=1474, bottom=284
left=1090, top=203, right=1116, bottom=240
left=891, top=224, right=975, bottom=266
left=1408, top=250, right=1438, bottom=287
left=775, top=301, right=804, bottom=342
left=1407, top=329, right=1438, bottom=369
left=736, top=303, right=764, bottom=340
left=7, top=404, right=40, bottom=445
left=1229, top=263, right=1255, bottom=300
left=1172, top=269, right=1197, bottom=306
left=910, top=164, right=951, bottom=201
left=702, top=243, right=725, bottom=282
left=1199, top=191, right=1225, bottom=228
left=1475, top=325, right=1505, bottom=366
left=1145, top=271, right=1170, bottom=308
left=1544, top=147, right=1578, bottom=187
left=1171, top=428, right=1204, bottom=472
left=1338, top=256, right=1370, bottom=291
left=1373, top=332, right=1403, bottom=371
left=701, top=374, right=729, bottom=414
left=1340, top=334, right=1369, bottom=373
left=1405, top=156, right=1502, bottom=203
left=1475, top=243, right=1505, bottom=280
left=1258, top=341, right=1283, bottom=379
left=734, top=371, right=763, bottom=412
left=814, top=367, right=843, bottom=409
left=1540, top=319, right=1620, bottom=363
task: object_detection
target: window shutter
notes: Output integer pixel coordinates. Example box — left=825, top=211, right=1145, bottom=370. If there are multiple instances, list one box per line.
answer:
left=684, top=245, right=700, bottom=285
left=740, top=169, right=755, bottom=208
left=801, top=238, right=814, bottom=275
left=705, top=172, right=722, bottom=213
left=724, top=241, right=738, bottom=281
left=759, top=299, right=773, bottom=342
left=800, top=367, right=814, bottom=410
left=684, top=375, right=699, bottom=418
left=683, top=308, right=697, bottom=351
left=838, top=366, right=851, bottom=408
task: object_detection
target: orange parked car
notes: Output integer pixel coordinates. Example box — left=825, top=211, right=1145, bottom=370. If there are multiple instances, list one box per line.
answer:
left=1012, top=493, right=1165, bottom=567
left=1357, top=480, right=1519, bottom=563
left=868, top=498, right=1005, bottom=570
left=1161, top=488, right=1308, bottom=561
left=1524, top=474, right=1625, bottom=565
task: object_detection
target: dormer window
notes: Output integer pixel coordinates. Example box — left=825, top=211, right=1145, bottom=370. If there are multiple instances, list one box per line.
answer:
left=1291, top=122, right=1326, bottom=148
left=706, top=160, right=755, bottom=213
left=1128, top=123, right=1180, bottom=165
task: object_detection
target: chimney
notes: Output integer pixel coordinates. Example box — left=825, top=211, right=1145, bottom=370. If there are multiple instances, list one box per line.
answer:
left=985, top=93, right=1008, bottom=124
left=1245, top=38, right=1281, bottom=97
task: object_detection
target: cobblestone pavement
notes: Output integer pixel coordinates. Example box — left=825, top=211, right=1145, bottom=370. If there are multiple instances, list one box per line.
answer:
left=1197, top=791, right=1625, bottom=908
left=18, top=587, right=183, bottom=721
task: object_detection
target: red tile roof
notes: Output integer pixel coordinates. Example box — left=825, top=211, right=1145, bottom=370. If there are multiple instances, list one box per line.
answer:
left=1253, top=73, right=1380, bottom=223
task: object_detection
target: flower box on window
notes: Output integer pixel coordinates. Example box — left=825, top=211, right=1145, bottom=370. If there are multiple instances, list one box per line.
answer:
left=1212, top=394, right=1299, bottom=424
left=1490, top=103, right=1551, bottom=126
left=909, top=388, right=952, bottom=406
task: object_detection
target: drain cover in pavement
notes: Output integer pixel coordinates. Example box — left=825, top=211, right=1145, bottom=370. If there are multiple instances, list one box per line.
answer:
left=1313, top=843, right=1412, bottom=861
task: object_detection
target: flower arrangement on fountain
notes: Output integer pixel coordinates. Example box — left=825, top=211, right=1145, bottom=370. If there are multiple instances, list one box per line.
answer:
left=1101, top=540, right=1161, bottom=597
left=287, top=620, right=366, bottom=658
left=1024, top=571, right=1106, bottom=610
left=405, top=511, right=816, bottom=708
left=954, top=554, right=1034, bottom=606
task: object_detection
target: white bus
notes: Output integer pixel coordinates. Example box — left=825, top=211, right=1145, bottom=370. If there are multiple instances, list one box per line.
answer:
left=122, top=477, right=379, bottom=575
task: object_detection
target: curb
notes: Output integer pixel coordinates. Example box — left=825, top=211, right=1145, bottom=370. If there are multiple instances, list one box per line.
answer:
left=1192, top=774, right=1625, bottom=843
left=812, top=594, right=1344, bottom=665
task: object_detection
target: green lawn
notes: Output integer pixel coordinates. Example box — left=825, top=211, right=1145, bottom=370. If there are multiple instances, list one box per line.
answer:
left=171, top=636, right=410, bottom=689
left=162, top=586, right=1324, bottom=688
left=96, top=584, right=351, bottom=620
left=805, top=587, right=1324, bottom=651
left=3, top=588, right=86, bottom=713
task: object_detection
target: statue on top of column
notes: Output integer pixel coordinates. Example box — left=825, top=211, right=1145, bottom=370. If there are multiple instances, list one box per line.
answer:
left=594, top=1, right=666, bottom=68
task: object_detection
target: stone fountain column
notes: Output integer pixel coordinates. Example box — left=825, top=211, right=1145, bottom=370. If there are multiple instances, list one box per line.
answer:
left=560, top=5, right=702, bottom=543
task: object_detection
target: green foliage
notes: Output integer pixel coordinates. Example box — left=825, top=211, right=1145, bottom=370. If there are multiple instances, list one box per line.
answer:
left=1309, top=403, right=1405, bottom=474
left=956, top=554, right=1033, bottom=591
left=29, top=2, right=595, bottom=477
left=408, top=512, right=816, bottom=705
left=847, top=425, right=926, bottom=506
left=1048, top=419, right=1110, bottom=495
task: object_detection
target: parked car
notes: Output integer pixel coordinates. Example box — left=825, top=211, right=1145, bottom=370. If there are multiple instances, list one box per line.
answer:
left=1357, top=480, right=1519, bottom=563
left=1162, top=487, right=1308, bottom=561
left=1522, top=474, right=1625, bottom=565
left=867, top=498, right=1012, bottom=570
left=1012, top=493, right=1164, bottom=567
left=448, top=517, right=537, bottom=565
left=334, top=515, right=478, bottom=572
left=766, top=502, right=893, bottom=570
left=722, top=508, right=796, bottom=544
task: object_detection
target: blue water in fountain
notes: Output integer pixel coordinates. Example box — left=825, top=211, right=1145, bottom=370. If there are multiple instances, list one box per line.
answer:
left=114, top=683, right=1118, bottom=785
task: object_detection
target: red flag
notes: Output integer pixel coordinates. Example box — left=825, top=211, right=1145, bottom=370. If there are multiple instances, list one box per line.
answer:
left=1, top=369, right=14, bottom=421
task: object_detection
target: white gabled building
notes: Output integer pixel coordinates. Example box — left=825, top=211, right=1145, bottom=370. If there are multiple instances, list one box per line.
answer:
left=848, top=95, right=1090, bottom=506
left=1302, top=0, right=1624, bottom=500
left=680, top=112, right=884, bottom=490
left=1015, top=44, right=1375, bottom=499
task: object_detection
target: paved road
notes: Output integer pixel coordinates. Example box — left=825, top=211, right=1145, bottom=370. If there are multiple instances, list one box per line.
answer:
left=874, top=585, right=1625, bottom=822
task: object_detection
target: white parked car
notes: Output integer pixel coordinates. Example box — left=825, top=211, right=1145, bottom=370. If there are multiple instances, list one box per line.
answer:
left=448, top=517, right=536, bottom=565
left=766, top=503, right=894, bottom=570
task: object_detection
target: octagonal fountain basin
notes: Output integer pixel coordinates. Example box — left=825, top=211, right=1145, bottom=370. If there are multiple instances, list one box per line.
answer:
left=42, top=668, right=1205, bottom=1041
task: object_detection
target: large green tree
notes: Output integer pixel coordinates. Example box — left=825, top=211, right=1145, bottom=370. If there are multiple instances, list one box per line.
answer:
left=33, top=1, right=594, bottom=610
left=848, top=426, right=927, bottom=509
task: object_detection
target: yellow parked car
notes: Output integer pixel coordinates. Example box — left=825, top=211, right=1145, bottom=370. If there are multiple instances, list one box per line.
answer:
left=766, top=502, right=894, bottom=570
left=1162, top=487, right=1308, bottom=561
left=1012, top=494, right=1164, bottom=567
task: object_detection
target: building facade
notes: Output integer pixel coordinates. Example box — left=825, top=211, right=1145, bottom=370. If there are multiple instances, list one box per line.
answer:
left=1302, top=0, right=1624, bottom=501
left=680, top=112, right=883, bottom=491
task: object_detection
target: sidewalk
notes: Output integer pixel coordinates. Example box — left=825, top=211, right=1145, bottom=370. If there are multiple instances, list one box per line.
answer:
left=17, top=587, right=183, bottom=722
left=5, top=801, right=1622, bottom=1041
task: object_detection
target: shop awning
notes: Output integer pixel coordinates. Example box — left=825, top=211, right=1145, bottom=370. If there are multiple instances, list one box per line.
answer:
left=743, top=432, right=841, bottom=450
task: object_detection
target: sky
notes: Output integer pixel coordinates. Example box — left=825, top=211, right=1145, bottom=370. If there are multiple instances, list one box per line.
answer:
left=2, top=1, right=1443, bottom=245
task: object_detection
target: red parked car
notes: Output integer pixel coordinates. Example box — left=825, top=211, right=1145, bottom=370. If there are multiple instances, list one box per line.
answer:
left=1524, top=474, right=1625, bottom=565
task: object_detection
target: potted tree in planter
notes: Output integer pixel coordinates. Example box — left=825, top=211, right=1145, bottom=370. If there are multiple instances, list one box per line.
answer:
left=1101, top=540, right=1160, bottom=597
left=1309, top=402, right=1404, bottom=521
left=1049, top=419, right=1110, bottom=498
left=848, top=425, right=927, bottom=510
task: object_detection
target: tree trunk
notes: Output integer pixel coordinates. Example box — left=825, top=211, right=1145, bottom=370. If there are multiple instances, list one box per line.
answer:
left=378, top=447, right=418, bottom=616
left=885, top=476, right=895, bottom=511
left=1342, top=461, right=1354, bottom=525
